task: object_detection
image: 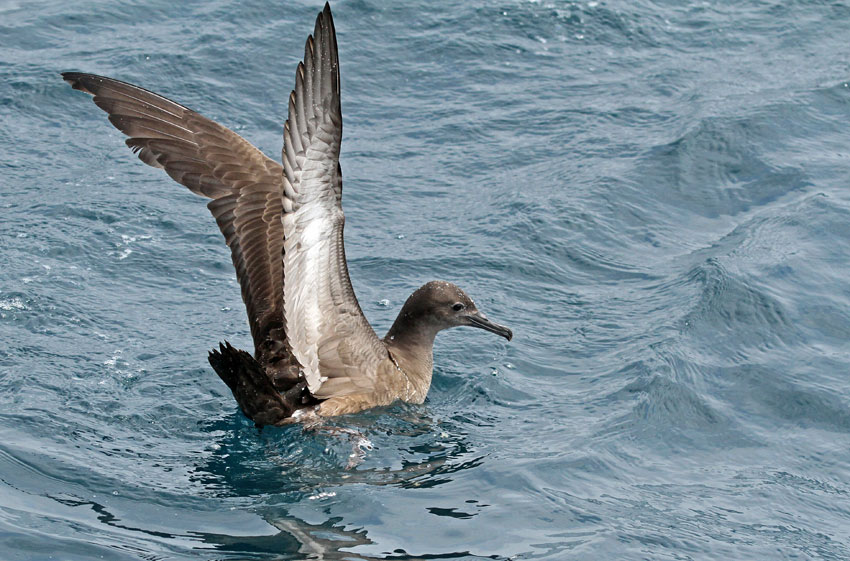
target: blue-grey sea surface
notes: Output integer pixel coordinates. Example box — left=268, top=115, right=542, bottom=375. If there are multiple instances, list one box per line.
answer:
left=2, top=0, right=850, bottom=559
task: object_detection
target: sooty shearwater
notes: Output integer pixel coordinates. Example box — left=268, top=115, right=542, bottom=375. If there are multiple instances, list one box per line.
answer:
left=62, top=3, right=512, bottom=426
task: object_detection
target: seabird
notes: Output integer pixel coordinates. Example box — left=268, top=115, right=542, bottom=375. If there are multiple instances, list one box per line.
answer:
left=62, top=3, right=512, bottom=426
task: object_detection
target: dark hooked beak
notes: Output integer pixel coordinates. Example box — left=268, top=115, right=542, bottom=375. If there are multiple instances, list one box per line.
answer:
left=465, top=311, right=513, bottom=341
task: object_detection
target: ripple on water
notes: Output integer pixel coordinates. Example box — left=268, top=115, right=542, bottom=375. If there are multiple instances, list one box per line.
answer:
left=639, top=114, right=809, bottom=219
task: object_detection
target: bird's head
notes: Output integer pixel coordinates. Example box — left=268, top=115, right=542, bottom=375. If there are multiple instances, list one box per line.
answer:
left=389, top=280, right=512, bottom=342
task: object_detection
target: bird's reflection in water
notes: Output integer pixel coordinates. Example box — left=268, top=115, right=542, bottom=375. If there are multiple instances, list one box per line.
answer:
left=199, top=514, right=497, bottom=560
left=194, top=516, right=373, bottom=560
left=191, top=404, right=491, bottom=559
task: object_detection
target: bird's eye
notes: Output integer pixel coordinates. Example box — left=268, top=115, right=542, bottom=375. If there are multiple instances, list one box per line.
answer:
left=452, top=303, right=465, bottom=312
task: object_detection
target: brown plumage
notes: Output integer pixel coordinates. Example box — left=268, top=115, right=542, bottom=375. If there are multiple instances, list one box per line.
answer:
left=63, top=3, right=511, bottom=426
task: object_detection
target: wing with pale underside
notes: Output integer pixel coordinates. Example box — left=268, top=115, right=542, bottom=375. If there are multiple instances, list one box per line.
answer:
left=62, top=72, right=290, bottom=365
left=282, top=4, right=387, bottom=399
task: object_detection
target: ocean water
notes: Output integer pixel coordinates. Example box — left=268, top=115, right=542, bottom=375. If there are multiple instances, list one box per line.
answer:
left=2, top=0, right=850, bottom=558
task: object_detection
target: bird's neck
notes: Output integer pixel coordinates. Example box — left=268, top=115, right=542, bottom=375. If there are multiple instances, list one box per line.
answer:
left=384, top=315, right=439, bottom=395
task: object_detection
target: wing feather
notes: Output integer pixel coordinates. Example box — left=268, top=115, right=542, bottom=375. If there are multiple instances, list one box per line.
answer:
left=281, top=4, right=387, bottom=398
left=62, top=72, right=291, bottom=367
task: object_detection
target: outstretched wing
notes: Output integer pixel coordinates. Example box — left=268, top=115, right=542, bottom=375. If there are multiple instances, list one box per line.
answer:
left=281, top=4, right=387, bottom=399
left=62, top=72, right=289, bottom=365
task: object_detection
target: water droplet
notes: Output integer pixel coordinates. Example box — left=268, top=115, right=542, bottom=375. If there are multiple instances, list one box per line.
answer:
left=308, top=491, right=337, bottom=500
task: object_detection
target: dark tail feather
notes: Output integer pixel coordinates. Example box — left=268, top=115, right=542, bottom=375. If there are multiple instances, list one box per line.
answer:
left=209, top=341, right=303, bottom=426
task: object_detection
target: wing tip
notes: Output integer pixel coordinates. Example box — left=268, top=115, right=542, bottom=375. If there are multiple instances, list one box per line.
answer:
left=61, top=71, right=96, bottom=94
left=316, top=2, right=335, bottom=39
